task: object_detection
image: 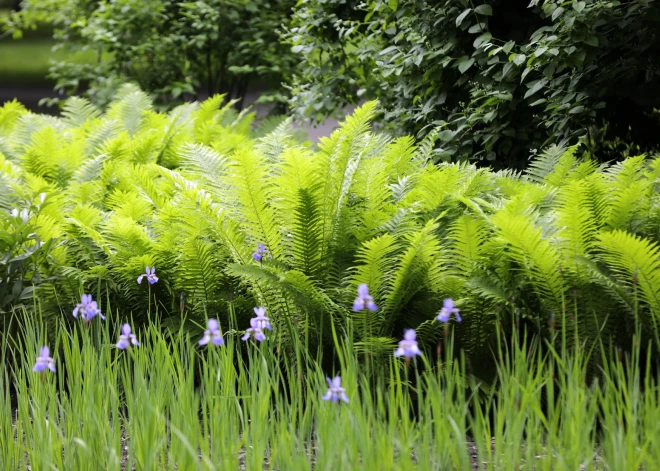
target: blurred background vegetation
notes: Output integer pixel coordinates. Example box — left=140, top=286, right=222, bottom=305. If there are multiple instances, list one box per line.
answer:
left=1, top=0, right=660, bottom=166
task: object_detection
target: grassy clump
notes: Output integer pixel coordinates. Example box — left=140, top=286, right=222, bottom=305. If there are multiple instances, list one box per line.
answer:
left=1, top=309, right=659, bottom=470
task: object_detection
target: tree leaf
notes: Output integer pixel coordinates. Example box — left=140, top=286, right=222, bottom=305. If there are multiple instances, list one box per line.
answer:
left=573, top=0, right=586, bottom=12
left=458, top=56, right=476, bottom=74
left=456, top=9, right=471, bottom=27
left=513, top=54, right=527, bottom=66
left=388, top=0, right=399, bottom=11
left=524, top=79, right=546, bottom=99
left=584, top=36, right=599, bottom=47
left=468, top=23, right=487, bottom=34
left=569, top=105, right=584, bottom=114
left=473, top=32, right=492, bottom=48
left=551, top=6, right=565, bottom=21
left=475, top=4, right=493, bottom=16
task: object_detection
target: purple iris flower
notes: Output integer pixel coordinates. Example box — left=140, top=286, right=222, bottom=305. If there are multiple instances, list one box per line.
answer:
left=251, top=307, right=272, bottom=330
left=33, top=346, right=56, bottom=373
left=242, top=307, right=272, bottom=342
left=394, top=329, right=422, bottom=358
left=199, top=318, right=224, bottom=346
left=322, top=376, right=349, bottom=403
left=352, top=284, right=377, bottom=312
left=436, top=298, right=461, bottom=323
left=116, top=324, right=140, bottom=350
left=137, top=266, right=158, bottom=285
left=252, top=243, right=270, bottom=262
left=72, top=294, right=105, bottom=321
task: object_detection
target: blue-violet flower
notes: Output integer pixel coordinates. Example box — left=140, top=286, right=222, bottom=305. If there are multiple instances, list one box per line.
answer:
left=352, top=283, right=377, bottom=312
left=322, top=376, right=349, bottom=403
left=33, top=346, right=56, bottom=373
left=436, top=298, right=461, bottom=323
left=252, top=243, right=270, bottom=262
left=394, top=329, right=422, bottom=358
left=199, top=318, right=224, bottom=346
left=137, top=266, right=158, bottom=285
left=72, top=294, right=105, bottom=321
left=117, top=324, right=140, bottom=350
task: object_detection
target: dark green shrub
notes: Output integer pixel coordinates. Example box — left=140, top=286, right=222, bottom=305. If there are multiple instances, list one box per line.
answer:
left=287, top=0, right=660, bottom=167
left=3, top=0, right=296, bottom=108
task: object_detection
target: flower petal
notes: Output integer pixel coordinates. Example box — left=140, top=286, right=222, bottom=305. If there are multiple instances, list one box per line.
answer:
left=357, top=284, right=369, bottom=297
left=254, top=307, right=266, bottom=317
left=208, top=318, right=219, bottom=331
left=352, top=299, right=363, bottom=312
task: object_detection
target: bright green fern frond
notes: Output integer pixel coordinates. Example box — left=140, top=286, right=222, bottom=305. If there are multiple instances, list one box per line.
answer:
left=351, top=233, right=399, bottom=302
left=179, top=143, right=228, bottom=197
left=525, top=145, right=575, bottom=185
left=555, top=179, right=599, bottom=262
left=291, top=188, right=323, bottom=279
left=598, top=230, right=660, bottom=333
left=0, top=100, right=28, bottom=134
left=255, top=117, right=297, bottom=161
left=225, top=147, right=281, bottom=258
left=448, top=214, right=487, bottom=275
left=106, top=85, right=153, bottom=137
left=381, top=220, right=441, bottom=333
left=492, top=210, right=565, bottom=312
left=175, top=238, right=225, bottom=314
left=605, top=155, right=652, bottom=231
left=61, top=97, right=101, bottom=127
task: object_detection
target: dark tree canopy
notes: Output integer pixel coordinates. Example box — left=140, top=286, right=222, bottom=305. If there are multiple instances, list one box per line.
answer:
left=288, top=0, right=660, bottom=167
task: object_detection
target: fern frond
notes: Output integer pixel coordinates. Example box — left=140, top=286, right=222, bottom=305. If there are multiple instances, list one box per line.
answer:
left=106, top=85, right=153, bottom=136
left=224, top=147, right=280, bottom=258
left=0, top=100, right=28, bottom=134
left=492, top=210, right=565, bottom=312
left=448, top=215, right=487, bottom=275
left=291, top=188, right=322, bottom=279
left=598, top=230, right=660, bottom=333
left=61, top=97, right=101, bottom=127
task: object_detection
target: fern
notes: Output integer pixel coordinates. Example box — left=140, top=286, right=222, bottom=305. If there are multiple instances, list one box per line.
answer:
left=61, top=97, right=101, bottom=127
left=598, top=230, right=660, bottom=334
left=2, top=90, right=660, bottom=368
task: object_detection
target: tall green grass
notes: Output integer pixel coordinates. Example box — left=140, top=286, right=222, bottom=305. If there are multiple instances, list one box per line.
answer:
left=1, top=308, right=658, bottom=470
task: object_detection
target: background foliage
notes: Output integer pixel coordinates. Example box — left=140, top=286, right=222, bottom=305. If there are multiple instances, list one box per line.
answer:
left=1, top=91, right=660, bottom=377
left=3, top=0, right=296, bottom=108
left=287, top=0, right=660, bottom=167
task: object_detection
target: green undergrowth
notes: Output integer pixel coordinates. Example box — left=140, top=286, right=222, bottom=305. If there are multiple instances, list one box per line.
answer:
left=1, top=310, right=658, bottom=470
left=1, top=87, right=660, bottom=377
